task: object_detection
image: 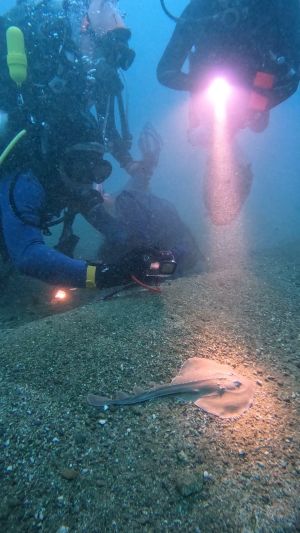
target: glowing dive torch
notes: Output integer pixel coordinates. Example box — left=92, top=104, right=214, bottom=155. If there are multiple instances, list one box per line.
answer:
left=206, top=77, right=232, bottom=122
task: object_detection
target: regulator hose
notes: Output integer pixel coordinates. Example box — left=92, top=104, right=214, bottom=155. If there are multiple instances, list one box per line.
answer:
left=160, top=0, right=179, bottom=22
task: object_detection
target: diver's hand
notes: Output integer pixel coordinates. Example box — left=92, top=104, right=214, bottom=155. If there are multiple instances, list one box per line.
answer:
left=93, top=248, right=150, bottom=288
left=125, top=160, right=153, bottom=180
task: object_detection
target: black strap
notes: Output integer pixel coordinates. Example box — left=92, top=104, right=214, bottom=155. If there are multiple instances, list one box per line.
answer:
left=160, top=0, right=179, bottom=22
left=116, top=92, right=132, bottom=146
left=55, top=208, right=79, bottom=257
left=8, top=172, right=64, bottom=235
left=0, top=218, right=9, bottom=262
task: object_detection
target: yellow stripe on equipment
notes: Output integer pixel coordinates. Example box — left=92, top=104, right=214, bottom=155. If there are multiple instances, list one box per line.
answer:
left=86, top=265, right=97, bottom=288
left=0, top=129, right=27, bottom=167
left=6, top=26, right=28, bottom=85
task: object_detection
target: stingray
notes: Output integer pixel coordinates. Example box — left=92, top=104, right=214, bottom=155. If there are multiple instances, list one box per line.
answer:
left=87, top=358, right=254, bottom=418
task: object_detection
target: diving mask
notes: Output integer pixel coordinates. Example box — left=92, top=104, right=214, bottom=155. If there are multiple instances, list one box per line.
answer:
left=64, top=142, right=112, bottom=184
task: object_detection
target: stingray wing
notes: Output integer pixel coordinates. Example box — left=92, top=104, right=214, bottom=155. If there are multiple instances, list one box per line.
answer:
left=194, top=376, right=254, bottom=418
left=172, top=358, right=254, bottom=418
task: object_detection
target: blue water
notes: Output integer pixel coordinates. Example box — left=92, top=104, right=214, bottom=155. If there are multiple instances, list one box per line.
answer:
left=1, top=0, right=299, bottom=253
left=0, top=5, right=299, bottom=532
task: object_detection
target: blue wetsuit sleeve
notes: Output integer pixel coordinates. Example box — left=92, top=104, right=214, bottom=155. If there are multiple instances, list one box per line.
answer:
left=0, top=173, right=88, bottom=287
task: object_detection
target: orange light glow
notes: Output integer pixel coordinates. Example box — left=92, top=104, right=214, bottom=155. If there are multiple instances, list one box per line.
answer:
left=55, top=289, right=67, bottom=300
left=51, top=289, right=70, bottom=304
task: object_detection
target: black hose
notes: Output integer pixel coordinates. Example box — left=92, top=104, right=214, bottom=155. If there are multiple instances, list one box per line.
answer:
left=160, top=0, right=179, bottom=22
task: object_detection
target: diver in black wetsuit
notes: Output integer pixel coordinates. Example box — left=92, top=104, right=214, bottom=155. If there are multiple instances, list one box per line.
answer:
left=0, top=1, right=155, bottom=184
left=157, top=0, right=300, bottom=225
left=157, top=0, right=300, bottom=106
left=98, top=122, right=204, bottom=275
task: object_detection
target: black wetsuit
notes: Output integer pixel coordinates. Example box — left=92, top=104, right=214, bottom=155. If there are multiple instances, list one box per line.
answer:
left=157, top=0, right=300, bottom=107
left=99, top=189, right=202, bottom=274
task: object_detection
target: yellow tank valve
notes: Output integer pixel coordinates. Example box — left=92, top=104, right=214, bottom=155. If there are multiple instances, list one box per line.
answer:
left=6, top=26, right=28, bottom=86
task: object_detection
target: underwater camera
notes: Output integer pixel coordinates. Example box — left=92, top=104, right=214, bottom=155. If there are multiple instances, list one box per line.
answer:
left=142, top=250, right=177, bottom=278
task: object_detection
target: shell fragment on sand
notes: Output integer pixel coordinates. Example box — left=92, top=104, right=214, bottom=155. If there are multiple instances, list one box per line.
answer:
left=87, top=358, right=254, bottom=419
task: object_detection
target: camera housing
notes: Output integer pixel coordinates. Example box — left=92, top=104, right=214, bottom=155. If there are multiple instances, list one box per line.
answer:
left=143, top=250, right=177, bottom=278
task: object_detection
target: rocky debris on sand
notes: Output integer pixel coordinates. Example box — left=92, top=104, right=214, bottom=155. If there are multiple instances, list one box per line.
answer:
left=60, top=468, right=79, bottom=481
left=174, top=472, right=204, bottom=497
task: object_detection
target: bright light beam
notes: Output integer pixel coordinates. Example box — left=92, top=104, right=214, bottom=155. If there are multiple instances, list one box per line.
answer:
left=207, top=77, right=232, bottom=122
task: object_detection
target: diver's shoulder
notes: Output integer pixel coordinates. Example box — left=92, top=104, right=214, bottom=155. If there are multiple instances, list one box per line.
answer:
left=184, top=0, right=210, bottom=14
left=180, top=0, right=212, bottom=24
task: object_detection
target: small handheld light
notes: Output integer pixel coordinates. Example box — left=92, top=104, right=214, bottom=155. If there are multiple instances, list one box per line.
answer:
left=150, top=261, right=160, bottom=271
left=51, top=288, right=78, bottom=305
left=52, top=289, right=69, bottom=303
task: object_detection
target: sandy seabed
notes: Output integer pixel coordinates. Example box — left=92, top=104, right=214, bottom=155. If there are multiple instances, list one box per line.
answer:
left=0, top=245, right=299, bottom=533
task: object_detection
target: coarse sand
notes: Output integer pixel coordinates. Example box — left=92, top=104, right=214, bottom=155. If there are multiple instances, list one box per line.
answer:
left=0, top=246, right=299, bottom=532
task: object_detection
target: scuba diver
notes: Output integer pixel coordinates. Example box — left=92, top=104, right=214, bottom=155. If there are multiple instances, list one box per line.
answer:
left=0, top=112, right=173, bottom=289
left=157, top=0, right=300, bottom=225
left=99, top=123, right=204, bottom=274
left=66, top=0, right=155, bottom=182
left=0, top=0, right=155, bottom=180
left=100, top=187, right=203, bottom=275
left=0, top=3, right=176, bottom=289
left=0, top=0, right=159, bottom=251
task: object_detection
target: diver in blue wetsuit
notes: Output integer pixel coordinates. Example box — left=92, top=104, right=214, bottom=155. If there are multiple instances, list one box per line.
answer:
left=0, top=1, right=173, bottom=289
left=0, top=116, right=158, bottom=289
